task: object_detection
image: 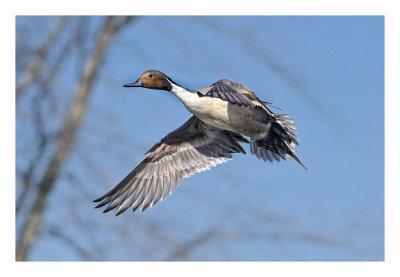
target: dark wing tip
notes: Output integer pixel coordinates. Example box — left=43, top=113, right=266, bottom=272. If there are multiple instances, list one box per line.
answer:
left=94, top=196, right=113, bottom=208
left=102, top=205, right=117, bottom=213
left=115, top=209, right=124, bottom=216
left=93, top=197, right=104, bottom=203
left=140, top=203, right=152, bottom=213
left=95, top=202, right=106, bottom=209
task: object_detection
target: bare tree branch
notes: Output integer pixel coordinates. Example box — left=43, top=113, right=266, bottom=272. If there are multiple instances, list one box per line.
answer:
left=16, top=16, right=134, bottom=261
left=167, top=228, right=219, bottom=260
left=16, top=16, right=68, bottom=99
left=16, top=17, right=89, bottom=215
left=42, top=224, right=96, bottom=260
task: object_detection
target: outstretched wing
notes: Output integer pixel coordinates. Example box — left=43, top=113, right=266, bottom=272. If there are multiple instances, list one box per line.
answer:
left=94, top=116, right=249, bottom=215
left=200, top=79, right=264, bottom=108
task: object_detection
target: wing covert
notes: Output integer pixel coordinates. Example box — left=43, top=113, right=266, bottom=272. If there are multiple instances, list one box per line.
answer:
left=203, top=79, right=263, bottom=108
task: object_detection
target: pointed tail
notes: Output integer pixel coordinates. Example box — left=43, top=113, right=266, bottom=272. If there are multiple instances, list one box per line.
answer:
left=250, top=112, right=307, bottom=170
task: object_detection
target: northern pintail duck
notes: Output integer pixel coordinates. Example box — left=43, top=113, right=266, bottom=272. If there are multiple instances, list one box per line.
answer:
left=94, top=70, right=306, bottom=215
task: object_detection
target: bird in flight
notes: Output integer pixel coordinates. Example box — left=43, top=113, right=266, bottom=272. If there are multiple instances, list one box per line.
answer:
left=94, top=70, right=306, bottom=215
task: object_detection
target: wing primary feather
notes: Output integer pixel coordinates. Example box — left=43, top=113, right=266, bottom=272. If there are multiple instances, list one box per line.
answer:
left=127, top=177, right=147, bottom=211
left=141, top=177, right=158, bottom=212
left=93, top=170, right=135, bottom=203
left=139, top=176, right=154, bottom=212
left=169, top=172, right=177, bottom=194
left=151, top=177, right=163, bottom=207
left=161, top=175, right=170, bottom=200
left=115, top=178, right=142, bottom=216
left=151, top=165, right=165, bottom=206
left=95, top=177, right=136, bottom=208
left=174, top=172, right=183, bottom=191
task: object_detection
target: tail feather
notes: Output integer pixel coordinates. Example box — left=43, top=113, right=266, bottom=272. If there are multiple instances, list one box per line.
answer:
left=250, top=112, right=307, bottom=170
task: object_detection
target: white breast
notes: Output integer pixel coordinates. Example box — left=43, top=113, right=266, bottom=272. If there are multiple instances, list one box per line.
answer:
left=170, top=82, right=270, bottom=139
left=170, top=83, right=207, bottom=114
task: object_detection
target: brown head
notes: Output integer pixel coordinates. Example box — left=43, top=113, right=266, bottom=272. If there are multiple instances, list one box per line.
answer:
left=124, top=70, right=173, bottom=91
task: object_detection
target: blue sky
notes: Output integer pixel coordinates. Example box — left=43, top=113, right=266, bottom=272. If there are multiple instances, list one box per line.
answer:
left=16, top=16, right=384, bottom=261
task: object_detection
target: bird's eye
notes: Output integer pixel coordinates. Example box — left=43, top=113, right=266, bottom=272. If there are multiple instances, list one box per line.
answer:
left=149, top=74, right=153, bottom=78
